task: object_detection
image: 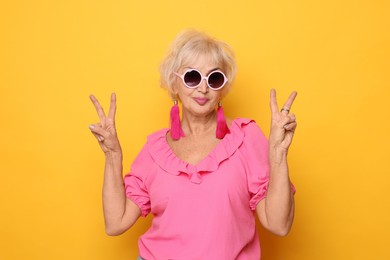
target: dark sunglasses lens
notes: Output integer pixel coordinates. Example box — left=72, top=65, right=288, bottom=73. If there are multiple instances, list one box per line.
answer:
left=184, top=70, right=201, bottom=87
left=208, top=72, right=225, bottom=89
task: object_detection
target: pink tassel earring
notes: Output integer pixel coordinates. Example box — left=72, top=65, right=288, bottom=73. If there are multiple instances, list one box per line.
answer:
left=170, top=100, right=185, bottom=140
left=216, top=101, right=230, bottom=139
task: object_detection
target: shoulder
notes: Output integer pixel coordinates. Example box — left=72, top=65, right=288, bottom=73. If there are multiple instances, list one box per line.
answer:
left=146, top=128, right=169, bottom=144
left=231, top=118, right=266, bottom=137
left=131, top=128, right=168, bottom=170
left=229, top=118, right=268, bottom=152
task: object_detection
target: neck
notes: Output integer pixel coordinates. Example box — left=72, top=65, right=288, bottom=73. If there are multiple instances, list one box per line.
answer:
left=181, top=109, right=217, bottom=137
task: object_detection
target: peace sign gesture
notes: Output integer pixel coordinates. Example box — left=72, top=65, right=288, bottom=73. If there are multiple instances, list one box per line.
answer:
left=89, top=93, right=122, bottom=154
left=269, top=89, right=298, bottom=152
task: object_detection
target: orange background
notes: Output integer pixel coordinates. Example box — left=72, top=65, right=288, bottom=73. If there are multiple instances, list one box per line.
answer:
left=1, top=0, right=389, bottom=259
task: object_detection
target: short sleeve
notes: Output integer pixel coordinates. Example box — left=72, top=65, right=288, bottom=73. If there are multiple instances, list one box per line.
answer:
left=239, top=121, right=270, bottom=210
left=240, top=120, right=296, bottom=210
left=123, top=143, right=152, bottom=217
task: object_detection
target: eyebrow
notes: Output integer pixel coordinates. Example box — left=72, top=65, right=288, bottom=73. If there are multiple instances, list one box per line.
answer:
left=185, top=67, right=221, bottom=74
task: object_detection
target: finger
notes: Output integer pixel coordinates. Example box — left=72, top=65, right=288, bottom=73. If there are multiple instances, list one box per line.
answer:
left=281, top=91, right=298, bottom=115
left=91, top=132, right=104, bottom=142
left=108, top=93, right=116, bottom=120
left=88, top=124, right=108, bottom=139
left=288, top=113, right=296, bottom=122
left=283, top=122, right=297, bottom=131
left=279, top=113, right=296, bottom=125
left=89, top=95, right=107, bottom=121
left=270, top=89, right=279, bottom=115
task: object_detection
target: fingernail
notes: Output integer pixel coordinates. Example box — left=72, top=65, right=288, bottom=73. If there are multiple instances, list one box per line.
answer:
left=89, top=125, right=94, bottom=129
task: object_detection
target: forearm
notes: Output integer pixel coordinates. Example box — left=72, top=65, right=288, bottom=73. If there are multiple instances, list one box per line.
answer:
left=264, top=148, right=295, bottom=235
left=102, top=151, right=127, bottom=232
left=89, top=94, right=140, bottom=235
left=257, top=89, right=297, bottom=236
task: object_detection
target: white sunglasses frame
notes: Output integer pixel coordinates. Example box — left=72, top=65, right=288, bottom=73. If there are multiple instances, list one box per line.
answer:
left=174, top=69, right=228, bottom=90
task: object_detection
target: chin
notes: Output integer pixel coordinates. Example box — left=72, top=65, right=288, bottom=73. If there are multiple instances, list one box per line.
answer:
left=192, top=106, right=216, bottom=117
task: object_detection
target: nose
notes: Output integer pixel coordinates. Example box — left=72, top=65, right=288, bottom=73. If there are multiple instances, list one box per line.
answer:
left=197, top=78, right=208, bottom=93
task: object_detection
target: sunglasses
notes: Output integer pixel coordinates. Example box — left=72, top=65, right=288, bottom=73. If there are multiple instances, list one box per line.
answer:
left=174, top=69, right=228, bottom=90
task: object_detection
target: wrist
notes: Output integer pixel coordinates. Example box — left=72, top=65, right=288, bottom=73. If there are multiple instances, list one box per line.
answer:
left=269, top=146, right=288, bottom=165
left=105, top=150, right=123, bottom=159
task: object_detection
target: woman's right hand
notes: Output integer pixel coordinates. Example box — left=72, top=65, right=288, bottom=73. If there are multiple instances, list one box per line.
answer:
left=89, top=93, right=122, bottom=154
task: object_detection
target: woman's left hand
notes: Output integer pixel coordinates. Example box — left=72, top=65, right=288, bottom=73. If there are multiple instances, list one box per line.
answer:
left=268, top=89, right=298, bottom=152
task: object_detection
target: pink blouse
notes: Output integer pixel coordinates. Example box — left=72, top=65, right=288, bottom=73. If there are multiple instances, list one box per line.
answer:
left=124, top=118, right=285, bottom=259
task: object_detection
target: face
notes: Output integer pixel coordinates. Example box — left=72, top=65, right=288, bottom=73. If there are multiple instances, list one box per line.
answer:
left=173, top=55, right=224, bottom=118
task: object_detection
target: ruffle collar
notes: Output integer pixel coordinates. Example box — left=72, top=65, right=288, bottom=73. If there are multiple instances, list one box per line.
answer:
left=147, top=118, right=254, bottom=184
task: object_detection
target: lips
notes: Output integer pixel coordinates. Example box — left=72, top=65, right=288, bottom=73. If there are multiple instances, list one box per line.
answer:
left=193, top=97, right=209, bottom=105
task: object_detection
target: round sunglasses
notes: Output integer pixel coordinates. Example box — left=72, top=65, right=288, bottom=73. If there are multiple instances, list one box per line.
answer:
left=174, top=69, right=228, bottom=90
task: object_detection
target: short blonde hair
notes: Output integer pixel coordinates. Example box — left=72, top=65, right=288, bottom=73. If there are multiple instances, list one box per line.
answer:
left=159, top=29, right=237, bottom=99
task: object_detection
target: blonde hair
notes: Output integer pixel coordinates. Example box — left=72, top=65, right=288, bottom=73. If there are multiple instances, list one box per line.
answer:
left=159, top=29, right=237, bottom=99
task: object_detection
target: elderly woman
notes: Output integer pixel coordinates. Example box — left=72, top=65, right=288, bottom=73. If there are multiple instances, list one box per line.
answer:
left=89, top=29, right=297, bottom=260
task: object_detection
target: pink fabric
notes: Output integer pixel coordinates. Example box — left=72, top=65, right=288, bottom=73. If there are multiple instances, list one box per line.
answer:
left=124, top=118, right=293, bottom=259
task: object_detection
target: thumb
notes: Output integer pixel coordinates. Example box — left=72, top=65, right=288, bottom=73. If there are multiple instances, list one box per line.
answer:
left=88, top=124, right=108, bottom=138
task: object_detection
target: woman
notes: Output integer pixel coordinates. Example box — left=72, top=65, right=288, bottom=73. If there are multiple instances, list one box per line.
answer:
left=89, top=29, right=297, bottom=259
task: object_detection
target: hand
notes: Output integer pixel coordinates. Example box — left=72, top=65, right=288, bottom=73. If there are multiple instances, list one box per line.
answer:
left=269, top=89, right=297, bottom=152
left=89, top=93, right=122, bottom=154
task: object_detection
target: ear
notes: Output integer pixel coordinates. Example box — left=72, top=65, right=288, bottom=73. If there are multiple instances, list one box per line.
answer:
left=172, top=86, right=178, bottom=94
left=219, top=83, right=230, bottom=99
left=170, top=88, right=179, bottom=100
left=171, top=82, right=179, bottom=95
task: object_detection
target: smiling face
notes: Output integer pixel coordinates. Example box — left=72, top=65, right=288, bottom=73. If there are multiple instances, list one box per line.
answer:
left=173, top=54, right=224, bottom=118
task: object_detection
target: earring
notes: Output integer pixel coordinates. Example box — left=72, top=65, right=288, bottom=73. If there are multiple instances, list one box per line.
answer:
left=216, top=101, right=230, bottom=139
left=170, top=100, right=185, bottom=140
